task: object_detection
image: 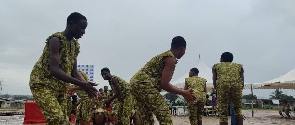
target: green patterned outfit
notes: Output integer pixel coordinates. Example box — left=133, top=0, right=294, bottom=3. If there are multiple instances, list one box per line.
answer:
left=111, top=98, right=119, bottom=115
left=29, top=32, right=80, bottom=125
left=213, top=62, right=243, bottom=122
left=76, top=71, right=95, bottom=121
left=186, top=76, right=206, bottom=125
left=66, top=84, right=74, bottom=119
left=103, top=91, right=111, bottom=115
left=130, top=50, right=175, bottom=125
left=108, top=75, right=134, bottom=125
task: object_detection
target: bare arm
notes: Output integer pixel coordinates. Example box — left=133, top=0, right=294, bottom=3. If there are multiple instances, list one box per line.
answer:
left=212, top=67, right=217, bottom=89
left=69, top=86, right=81, bottom=91
left=49, top=37, right=83, bottom=87
left=161, top=57, right=186, bottom=95
left=240, top=67, right=244, bottom=87
left=71, top=58, right=86, bottom=82
left=184, top=81, right=188, bottom=90
left=107, top=78, right=121, bottom=102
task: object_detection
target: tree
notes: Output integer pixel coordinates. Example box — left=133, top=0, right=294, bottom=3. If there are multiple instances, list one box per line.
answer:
left=0, top=94, right=11, bottom=98
left=270, top=89, right=283, bottom=99
left=164, top=92, right=178, bottom=102
left=176, top=100, right=187, bottom=106
left=270, top=89, right=294, bottom=100
left=242, top=94, right=257, bottom=99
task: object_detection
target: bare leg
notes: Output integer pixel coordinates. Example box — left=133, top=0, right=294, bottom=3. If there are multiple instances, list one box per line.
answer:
left=235, top=115, right=243, bottom=125
left=198, top=120, right=202, bottom=125
left=133, top=112, right=140, bottom=125
left=79, top=120, right=91, bottom=125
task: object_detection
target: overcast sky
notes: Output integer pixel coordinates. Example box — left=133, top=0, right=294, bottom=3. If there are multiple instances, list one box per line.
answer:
left=0, top=0, right=295, bottom=96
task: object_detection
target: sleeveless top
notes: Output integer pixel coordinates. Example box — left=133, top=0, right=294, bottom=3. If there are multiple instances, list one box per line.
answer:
left=213, top=62, right=243, bottom=85
left=29, top=32, right=80, bottom=91
left=103, top=91, right=111, bottom=100
left=130, top=50, right=176, bottom=91
left=185, top=76, right=207, bottom=102
left=76, top=71, right=89, bottom=98
left=108, top=75, right=131, bottom=100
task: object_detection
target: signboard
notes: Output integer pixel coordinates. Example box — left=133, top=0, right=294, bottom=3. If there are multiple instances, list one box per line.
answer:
left=272, top=99, right=280, bottom=105
left=77, top=65, right=94, bottom=82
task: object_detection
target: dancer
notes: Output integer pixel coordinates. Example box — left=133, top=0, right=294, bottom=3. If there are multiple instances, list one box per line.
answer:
left=69, top=71, right=97, bottom=125
left=103, top=86, right=111, bottom=101
left=130, top=36, right=196, bottom=125
left=212, top=52, right=244, bottom=125
left=184, top=68, right=206, bottom=125
left=99, top=88, right=104, bottom=95
left=29, top=12, right=98, bottom=125
left=101, top=67, right=135, bottom=125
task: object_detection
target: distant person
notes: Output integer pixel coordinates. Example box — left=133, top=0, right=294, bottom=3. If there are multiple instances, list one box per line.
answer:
left=130, top=36, right=196, bottom=124
left=212, top=52, right=244, bottom=125
left=211, top=91, right=217, bottom=116
left=29, top=12, right=98, bottom=125
left=205, top=94, right=210, bottom=106
left=99, top=88, right=104, bottom=95
left=279, top=101, right=291, bottom=118
left=103, top=86, right=110, bottom=100
left=71, top=95, right=79, bottom=115
left=184, top=68, right=207, bottom=125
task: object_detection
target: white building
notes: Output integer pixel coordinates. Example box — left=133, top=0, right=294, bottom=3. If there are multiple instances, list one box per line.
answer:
left=0, top=98, right=11, bottom=108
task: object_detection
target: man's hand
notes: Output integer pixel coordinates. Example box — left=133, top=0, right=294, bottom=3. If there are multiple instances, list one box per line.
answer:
left=67, top=88, right=76, bottom=96
left=182, top=89, right=197, bottom=104
left=80, top=82, right=99, bottom=99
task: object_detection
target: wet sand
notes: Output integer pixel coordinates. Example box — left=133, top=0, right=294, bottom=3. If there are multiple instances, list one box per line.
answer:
left=0, top=110, right=294, bottom=125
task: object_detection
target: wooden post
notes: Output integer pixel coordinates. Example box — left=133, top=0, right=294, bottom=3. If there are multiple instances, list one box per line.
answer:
left=251, top=84, right=254, bottom=117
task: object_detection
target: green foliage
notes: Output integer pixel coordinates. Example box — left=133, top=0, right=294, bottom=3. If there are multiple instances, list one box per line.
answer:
left=164, top=93, right=178, bottom=102
left=270, top=89, right=294, bottom=100
left=0, top=94, right=34, bottom=100
left=0, top=94, right=11, bottom=98
left=242, top=94, right=257, bottom=99
left=176, top=100, right=186, bottom=106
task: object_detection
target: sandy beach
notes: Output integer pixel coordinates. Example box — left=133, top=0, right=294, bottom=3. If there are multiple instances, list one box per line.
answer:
left=0, top=110, right=294, bottom=125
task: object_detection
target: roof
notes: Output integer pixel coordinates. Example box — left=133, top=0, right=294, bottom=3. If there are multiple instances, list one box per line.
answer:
left=172, top=55, right=213, bottom=86
left=252, top=68, right=295, bottom=89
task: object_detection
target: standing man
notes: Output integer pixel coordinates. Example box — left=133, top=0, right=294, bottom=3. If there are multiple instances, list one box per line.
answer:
left=184, top=68, right=207, bottom=125
left=29, top=12, right=98, bottom=125
left=212, top=52, right=244, bottom=125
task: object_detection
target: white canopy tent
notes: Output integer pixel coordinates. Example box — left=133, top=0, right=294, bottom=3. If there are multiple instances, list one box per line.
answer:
left=252, top=68, right=295, bottom=89
left=172, top=55, right=214, bottom=92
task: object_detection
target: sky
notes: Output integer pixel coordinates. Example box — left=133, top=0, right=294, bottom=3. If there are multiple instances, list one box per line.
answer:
left=0, top=0, right=295, bottom=97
